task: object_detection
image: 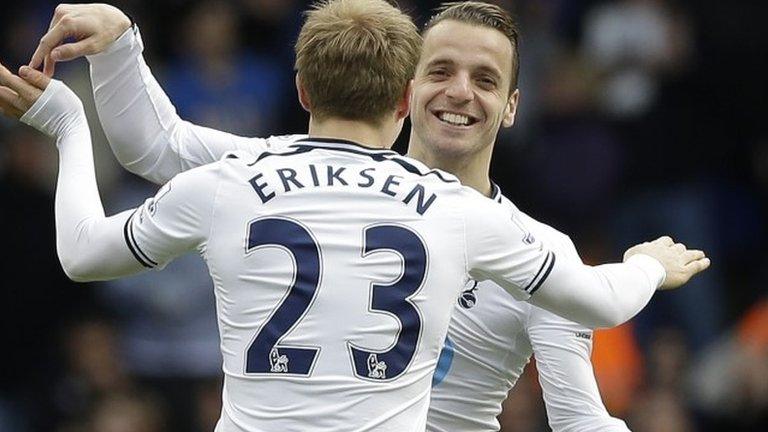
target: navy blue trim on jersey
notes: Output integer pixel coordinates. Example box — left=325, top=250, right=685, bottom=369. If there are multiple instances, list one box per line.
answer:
left=524, top=250, right=555, bottom=294
left=293, top=142, right=458, bottom=184
left=250, top=138, right=459, bottom=184
left=294, top=137, right=399, bottom=156
left=248, top=145, right=315, bottom=166
left=529, top=253, right=555, bottom=294
left=123, top=210, right=157, bottom=268
left=387, top=157, right=458, bottom=184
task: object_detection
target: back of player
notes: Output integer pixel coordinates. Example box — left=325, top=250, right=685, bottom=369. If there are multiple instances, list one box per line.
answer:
left=199, top=139, right=473, bottom=431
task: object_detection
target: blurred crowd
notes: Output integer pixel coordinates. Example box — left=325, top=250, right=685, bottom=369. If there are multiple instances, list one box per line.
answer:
left=0, top=1, right=766, bottom=431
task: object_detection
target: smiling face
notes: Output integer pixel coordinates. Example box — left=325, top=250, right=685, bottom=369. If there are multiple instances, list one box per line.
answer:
left=410, top=19, right=519, bottom=164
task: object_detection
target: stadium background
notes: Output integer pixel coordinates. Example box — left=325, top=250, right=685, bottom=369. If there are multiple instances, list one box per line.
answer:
left=0, top=0, right=766, bottom=431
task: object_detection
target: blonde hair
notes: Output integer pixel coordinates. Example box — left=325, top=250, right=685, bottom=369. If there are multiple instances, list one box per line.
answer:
left=295, top=0, right=422, bottom=124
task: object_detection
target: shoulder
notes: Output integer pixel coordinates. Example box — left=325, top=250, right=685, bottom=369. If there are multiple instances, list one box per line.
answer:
left=498, top=194, right=581, bottom=262
left=238, top=134, right=307, bottom=157
left=264, top=134, right=308, bottom=149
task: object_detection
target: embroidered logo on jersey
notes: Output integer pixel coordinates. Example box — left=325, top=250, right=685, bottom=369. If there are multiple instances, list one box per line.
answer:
left=574, top=331, right=592, bottom=340
left=523, top=232, right=536, bottom=245
left=269, top=348, right=289, bottom=373
left=511, top=215, right=536, bottom=245
left=458, top=280, right=479, bottom=309
left=146, top=183, right=172, bottom=217
left=367, top=354, right=387, bottom=379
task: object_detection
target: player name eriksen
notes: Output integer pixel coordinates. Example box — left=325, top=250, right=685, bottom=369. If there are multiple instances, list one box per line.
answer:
left=248, top=164, right=438, bottom=215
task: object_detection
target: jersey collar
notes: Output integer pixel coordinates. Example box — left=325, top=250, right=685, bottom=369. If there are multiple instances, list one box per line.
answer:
left=490, top=182, right=523, bottom=217
left=293, top=137, right=399, bottom=156
left=490, top=182, right=503, bottom=204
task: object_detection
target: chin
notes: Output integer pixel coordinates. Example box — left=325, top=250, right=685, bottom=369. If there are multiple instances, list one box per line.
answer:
left=429, top=137, right=478, bottom=158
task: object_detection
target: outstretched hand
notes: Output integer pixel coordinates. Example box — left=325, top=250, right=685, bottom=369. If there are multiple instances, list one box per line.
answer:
left=0, top=64, right=50, bottom=119
left=29, top=3, right=132, bottom=77
left=624, top=236, right=711, bottom=290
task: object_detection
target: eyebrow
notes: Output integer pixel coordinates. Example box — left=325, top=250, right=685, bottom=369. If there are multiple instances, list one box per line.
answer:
left=424, top=58, right=455, bottom=69
left=424, top=58, right=503, bottom=80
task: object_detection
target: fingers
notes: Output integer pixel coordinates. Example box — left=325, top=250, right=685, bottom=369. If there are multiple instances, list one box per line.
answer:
left=30, top=20, right=72, bottom=69
left=43, top=54, right=55, bottom=78
left=0, top=87, right=24, bottom=118
left=50, top=4, right=72, bottom=31
left=19, top=66, right=51, bottom=91
left=49, top=39, right=97, bottom=62
left=0, top=64, right=41, bottom=102
left=656, top=236, right=674, bottom=246
left=685, top=257, right=711, bottom=274
left=38, top=4, right=73, bottom=75
left=683, top=249, right=705, bottom=262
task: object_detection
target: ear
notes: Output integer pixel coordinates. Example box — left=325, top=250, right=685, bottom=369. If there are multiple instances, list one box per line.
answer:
left=501, top=89, right=520, bottom=128
left=395, top=79, right=413, bottom=121
left=296, top=74, right=311, bottom=113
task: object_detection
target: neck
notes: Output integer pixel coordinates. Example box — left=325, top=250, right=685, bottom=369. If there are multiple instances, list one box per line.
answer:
left=308, top=117, right=392, bottom=149
left=407, top=144, right=494, bottom=197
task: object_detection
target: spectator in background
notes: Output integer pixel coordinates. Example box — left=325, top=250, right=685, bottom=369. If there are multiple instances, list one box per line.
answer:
left=582, top=0, right=691, bottom=119
left=87, top=391, right=166, bottom=432
left=98, top=175, right=222, bottom=432
left=53, top=318, right=134, bottom=431
left=162, top=1, right=287, bottom=135
left=691, top=298, right=768, bottom=431
left=0, top=127, right=96, bottom=432
left=581, top=0, right=724, bottom=353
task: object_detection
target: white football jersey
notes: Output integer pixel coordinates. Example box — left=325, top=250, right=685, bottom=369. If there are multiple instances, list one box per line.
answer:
left=90, top=27, right=663, bottom=431
left=124, top=139, right=554, bottom=431
left=427, top=188, right=629, bottom=432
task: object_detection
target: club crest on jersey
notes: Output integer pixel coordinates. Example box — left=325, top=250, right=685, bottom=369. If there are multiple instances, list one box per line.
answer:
left=269, top=348, right=289, bottom=373
left=367, top=354, right=387, bottom=379
left=147, top=183, right=172, bottom=216
left=458, top=280, right=479, bottom=309
left=522, top=232, right=536, bottom=245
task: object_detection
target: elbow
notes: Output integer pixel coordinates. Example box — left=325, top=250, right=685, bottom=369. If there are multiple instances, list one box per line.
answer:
left=59, top=255, right=100, bottom=283
left=592, top=314, right=624, bottom=330
left=588, top=307, right=633, bottom=329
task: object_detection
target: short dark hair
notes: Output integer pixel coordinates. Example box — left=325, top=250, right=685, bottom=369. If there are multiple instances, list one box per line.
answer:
left=423, top=1, right=520, bottom=91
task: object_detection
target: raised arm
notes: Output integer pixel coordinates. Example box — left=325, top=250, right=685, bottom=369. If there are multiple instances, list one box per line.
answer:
left=0, top=65, right=214, bottom=281
left=29, top=3, right=267, bottom=184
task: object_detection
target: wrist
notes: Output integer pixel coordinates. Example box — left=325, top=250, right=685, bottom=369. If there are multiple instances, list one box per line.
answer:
left=626, top=254, right=667, bottom=290
left=20, top=80, right=87, bottom=141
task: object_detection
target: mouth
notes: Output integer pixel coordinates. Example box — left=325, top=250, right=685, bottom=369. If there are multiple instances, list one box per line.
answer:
left=432, top=110, right=480, bottom=128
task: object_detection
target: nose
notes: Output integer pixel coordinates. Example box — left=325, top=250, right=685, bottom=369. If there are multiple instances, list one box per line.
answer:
left=444, top=72, right=473, bottom=103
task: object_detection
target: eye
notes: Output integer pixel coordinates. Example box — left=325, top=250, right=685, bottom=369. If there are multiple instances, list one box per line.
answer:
left=477, top=77, right=497, bottom=89
left=428, top=68, right=449, bottom=79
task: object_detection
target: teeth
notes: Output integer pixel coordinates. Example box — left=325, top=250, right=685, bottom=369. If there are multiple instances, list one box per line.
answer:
left=438, top=112, right=470, bottom=126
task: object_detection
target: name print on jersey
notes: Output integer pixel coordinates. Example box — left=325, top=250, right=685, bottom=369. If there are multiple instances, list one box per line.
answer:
left=248, top=163, right=439, bottom=215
